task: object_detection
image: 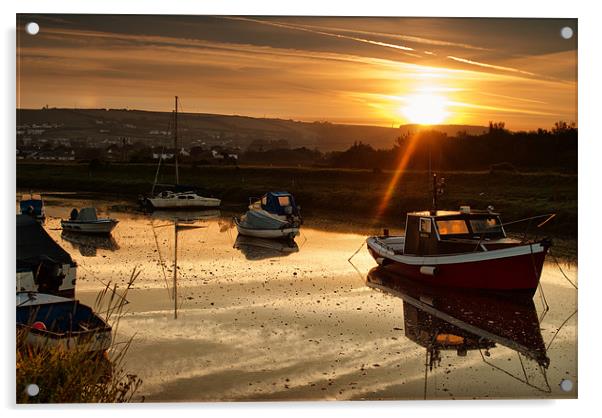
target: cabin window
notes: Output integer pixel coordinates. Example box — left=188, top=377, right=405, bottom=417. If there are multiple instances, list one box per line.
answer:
left=178, top=195, right=187, bottom=199
left=470, top=217, right=502, bottom=234
left=419, top=218, right=432, bottom=234
left=277, top=196, right=291, bottom=206
left=436, top=219, right=469, bottom=235
left=188, top=196, right=194, bottom=199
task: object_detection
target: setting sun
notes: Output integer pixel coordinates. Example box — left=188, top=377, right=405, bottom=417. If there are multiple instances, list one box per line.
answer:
left=401, top=93, right=450, bottom=125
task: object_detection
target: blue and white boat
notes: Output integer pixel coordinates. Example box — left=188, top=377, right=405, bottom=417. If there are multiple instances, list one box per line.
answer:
left=17, top=292, right=112, bottom=353
left=19, top=192, right=45, bottom=221
left=234, top=191, right=302, bottom=239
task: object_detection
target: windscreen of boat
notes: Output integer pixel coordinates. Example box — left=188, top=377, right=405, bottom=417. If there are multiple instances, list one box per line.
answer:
left=277, top=196, right=290, bottom=206
left=469, top=217, right=504, bottom=236
left=436, top=219, right=469, bottom=236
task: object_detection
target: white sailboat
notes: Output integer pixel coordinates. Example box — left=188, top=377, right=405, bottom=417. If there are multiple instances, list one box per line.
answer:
left=146, top=96, right=221, bottom=209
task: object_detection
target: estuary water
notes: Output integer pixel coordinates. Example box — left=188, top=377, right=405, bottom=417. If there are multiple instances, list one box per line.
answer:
left=38, top=197, right=577, bottom=401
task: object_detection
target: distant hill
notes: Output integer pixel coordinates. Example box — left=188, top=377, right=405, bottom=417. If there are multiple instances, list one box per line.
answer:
left=17, top=108, right=487, bottom=152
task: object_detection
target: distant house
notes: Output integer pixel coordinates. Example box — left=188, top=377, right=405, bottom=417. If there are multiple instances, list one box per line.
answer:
left=211, top=150, right=225, bottom=160
left=33, top=150, right=75, bottom=161
left=152, top=153, right=175, bottom=160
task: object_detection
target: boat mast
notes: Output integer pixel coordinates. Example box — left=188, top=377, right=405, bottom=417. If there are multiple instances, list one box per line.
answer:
left=173, top=219, right=178, bottom=319
left=174, top=95, right=179, bottom=185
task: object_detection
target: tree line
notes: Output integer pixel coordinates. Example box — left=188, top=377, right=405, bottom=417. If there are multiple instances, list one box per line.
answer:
left=315, top=121, right=576, bottom=172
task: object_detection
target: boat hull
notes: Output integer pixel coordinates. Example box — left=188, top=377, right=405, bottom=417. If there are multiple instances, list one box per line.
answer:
left=234, top=218, right=299, bottom=239
left=366, top=236, right=549, bottom=294
left=148, top=197, right=221, bottom=209
left=16, top=264, right=76, bottom=298
left=17, top=293, right=112, bottom=353
left=61, top=219, right=118, bottom=234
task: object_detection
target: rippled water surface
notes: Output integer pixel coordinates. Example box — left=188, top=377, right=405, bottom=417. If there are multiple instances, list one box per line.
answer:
left=40, top=198, right=577, bottom=401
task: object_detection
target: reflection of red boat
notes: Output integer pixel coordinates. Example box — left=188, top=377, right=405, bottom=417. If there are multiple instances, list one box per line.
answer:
left=367, top=203, right=552, bottom=295
left=366, top=266, right=549, bottom=369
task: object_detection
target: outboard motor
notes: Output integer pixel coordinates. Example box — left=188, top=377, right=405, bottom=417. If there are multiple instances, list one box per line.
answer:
left=34, top=256, right=65, bottom=295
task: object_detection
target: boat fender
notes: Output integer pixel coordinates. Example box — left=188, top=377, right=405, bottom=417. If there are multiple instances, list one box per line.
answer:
left=420, top=266, right=437, bottom=276
left=32, top=321, right=47, bottom=331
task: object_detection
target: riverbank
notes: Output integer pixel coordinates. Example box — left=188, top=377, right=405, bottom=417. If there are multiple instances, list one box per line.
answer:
left=17, top=162, right=577, bottom=257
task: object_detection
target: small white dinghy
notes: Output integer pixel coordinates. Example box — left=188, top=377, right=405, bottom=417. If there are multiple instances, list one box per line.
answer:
left=61, top=207, right=118, bottom=235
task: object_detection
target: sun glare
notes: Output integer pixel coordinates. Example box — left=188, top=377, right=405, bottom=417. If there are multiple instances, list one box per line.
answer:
left=401, top=93, right=450, bottom=125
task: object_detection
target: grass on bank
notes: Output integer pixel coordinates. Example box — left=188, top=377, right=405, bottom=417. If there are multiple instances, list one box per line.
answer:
left=17, top=162, right=577, bottom=235
left=16, top=269, right=143, bottom=404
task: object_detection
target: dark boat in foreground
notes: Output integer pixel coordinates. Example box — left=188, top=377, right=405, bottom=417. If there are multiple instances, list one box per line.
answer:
left=17, top=214, right=77, bottom=297
left=17, top=292, right=112, bottom=353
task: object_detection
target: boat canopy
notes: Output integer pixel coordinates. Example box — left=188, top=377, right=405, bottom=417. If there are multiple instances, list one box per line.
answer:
left=403, top=210, right=505, bottom=256
left=20, top=196, right=43, bottom=213
left=261, top=191, right=299, bottom=216
left=17, top=215, right=74, bottom=269
left=74, top=207, right=99, bottom=221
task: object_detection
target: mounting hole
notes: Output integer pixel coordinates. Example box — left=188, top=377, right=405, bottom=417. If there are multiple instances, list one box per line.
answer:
left=25, top=22, right=40, bottom=35
left=559, top=379, right=573, bottom=392
left=25, top=383, right=40, bottom=397
left=560, top=26, right=573, bottom=40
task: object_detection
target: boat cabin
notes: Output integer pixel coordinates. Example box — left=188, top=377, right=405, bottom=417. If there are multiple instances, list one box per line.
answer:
left=254, top=191, right=300, bottom=216
left=20, top=193, right=44, bottom=219
left=403, top=208, right=512, bottom=256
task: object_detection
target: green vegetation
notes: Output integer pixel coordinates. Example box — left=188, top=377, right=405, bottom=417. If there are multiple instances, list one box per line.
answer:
left=16, top=270, right=142, bottom=403
left=18, top=161, right=576, bottom=238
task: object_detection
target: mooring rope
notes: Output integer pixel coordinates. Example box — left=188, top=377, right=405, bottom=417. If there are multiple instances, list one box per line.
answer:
left=550, top=250, right=578, bottom=289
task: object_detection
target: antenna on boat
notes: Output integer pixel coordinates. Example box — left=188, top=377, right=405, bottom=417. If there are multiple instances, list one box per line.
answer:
left=431, top=174, right=445, bottom=215
left=431, top=173, right=437, bottom=214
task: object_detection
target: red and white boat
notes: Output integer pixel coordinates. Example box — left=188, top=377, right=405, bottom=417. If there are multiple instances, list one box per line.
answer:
left=367, top=206, right=552, bottom=295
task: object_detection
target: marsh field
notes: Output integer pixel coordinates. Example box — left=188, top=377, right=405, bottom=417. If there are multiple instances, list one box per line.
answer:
left=17, top=162, right=577, bottom=257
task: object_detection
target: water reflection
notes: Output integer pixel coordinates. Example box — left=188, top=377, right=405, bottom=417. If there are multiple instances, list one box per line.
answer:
left=151, top=209, right=221, bottom=223
left=61, top=231, right=119, bottom=257
left=233, top=235, right=299, bottom=260
left=34, top=197, right=576, bottom=400
left=366, top=266, right=551, bottom=395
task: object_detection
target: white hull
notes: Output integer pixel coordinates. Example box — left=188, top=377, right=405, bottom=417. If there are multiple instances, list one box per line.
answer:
left=235, top=220, right=299, bottom=239
left=20, top=327, right=112, bottom=352
left=149, top=196, right=221, bottom=209
left=61, top=219, right=118, bottom=234
left=16, top=264, right=77, bottom=297
left=366, top=236, right=546, bottom=266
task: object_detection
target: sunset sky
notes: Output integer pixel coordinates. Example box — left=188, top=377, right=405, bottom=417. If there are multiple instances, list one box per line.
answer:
left=17, top=15, right=577, bottom=129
